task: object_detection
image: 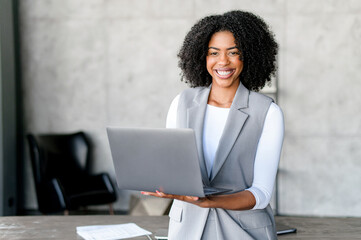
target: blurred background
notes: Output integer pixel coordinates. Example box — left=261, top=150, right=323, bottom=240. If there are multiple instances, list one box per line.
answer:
left=1, top=0, right=360, bottom=217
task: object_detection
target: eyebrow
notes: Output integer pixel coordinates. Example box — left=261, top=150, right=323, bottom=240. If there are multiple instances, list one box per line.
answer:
left=208, top=46, right=238, bottom=50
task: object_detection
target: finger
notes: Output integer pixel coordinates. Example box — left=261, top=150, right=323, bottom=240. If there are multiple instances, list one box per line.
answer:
left=151, top=191, right=200, bottom=202
left=141, top=191, right=158, bottom=197
left=184, top=196, right=199, bottom=201
left=155, top=190, right=163, bottom=197
left=156, top=190, right=173, bottom=198
left=156, top=190, right=182, bottom=199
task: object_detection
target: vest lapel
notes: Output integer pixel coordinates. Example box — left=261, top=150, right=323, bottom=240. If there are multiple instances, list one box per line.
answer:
left=210, top=83, right=250, bottom=182
left=187, top=87, right=211, bottom=186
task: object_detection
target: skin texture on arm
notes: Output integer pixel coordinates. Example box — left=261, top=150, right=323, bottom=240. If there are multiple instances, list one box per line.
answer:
left=141, top=190, right=256, bottom=210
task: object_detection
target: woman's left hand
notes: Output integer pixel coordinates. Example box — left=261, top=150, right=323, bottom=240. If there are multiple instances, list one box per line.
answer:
left=141, top=191, right=212, bottom=208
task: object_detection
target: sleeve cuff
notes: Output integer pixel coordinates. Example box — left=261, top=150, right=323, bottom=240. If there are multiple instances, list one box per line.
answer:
left=246, top=185, right=271, bottom=210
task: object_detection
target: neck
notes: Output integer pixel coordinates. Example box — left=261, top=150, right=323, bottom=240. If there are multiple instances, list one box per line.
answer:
left=208, top=82, right=239, bottom=108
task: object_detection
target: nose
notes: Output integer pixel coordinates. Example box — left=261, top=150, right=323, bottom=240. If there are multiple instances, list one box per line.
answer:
left=218, top=53, right=229, bottom=65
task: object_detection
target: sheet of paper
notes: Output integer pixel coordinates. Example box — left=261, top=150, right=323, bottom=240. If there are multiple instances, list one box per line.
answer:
left=76, top=223, right=152, bottom=240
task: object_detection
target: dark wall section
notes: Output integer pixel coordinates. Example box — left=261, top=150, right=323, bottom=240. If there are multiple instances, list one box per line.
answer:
left=0, top=0, right=21, bottom=216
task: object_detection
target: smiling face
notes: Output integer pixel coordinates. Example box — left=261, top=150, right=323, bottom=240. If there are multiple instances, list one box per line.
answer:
left=206, top=31, right=243, bottom=90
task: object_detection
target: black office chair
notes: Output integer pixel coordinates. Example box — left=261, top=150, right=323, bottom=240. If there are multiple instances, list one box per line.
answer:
left=27, top=131, right=117, bottom=215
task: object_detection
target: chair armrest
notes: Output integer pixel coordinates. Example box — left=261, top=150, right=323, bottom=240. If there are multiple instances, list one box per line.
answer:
left=88, top=173, right=117, bottom=193
left=99, top=173, right=117, bottom=193
left=37, top=178, right=67, bottom=213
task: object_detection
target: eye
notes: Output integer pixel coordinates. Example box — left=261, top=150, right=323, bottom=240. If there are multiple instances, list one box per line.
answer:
left=208, top=51, right=219, bottom=56
left=228, top=51, right=240, bottom=56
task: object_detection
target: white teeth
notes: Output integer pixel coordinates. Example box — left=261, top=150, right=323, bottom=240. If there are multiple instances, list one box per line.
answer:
left=217, top=70, right=232, bottom=76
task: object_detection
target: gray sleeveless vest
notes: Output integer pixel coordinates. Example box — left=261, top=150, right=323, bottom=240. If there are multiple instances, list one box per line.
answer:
left=168, top=83, right=277, bottom=240
left=177, top=83, right=272, bottom=190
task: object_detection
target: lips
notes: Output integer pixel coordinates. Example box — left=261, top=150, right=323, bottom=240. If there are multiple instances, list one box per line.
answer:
left=215, top=69, right=235, bottom=79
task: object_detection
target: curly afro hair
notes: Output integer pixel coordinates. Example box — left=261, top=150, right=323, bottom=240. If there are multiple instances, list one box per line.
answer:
left=178, top=10, right=278, bottom=92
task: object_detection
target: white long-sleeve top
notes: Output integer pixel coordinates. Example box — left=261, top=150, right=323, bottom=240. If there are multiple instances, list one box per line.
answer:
left=166, top=94, right=284, bottom=210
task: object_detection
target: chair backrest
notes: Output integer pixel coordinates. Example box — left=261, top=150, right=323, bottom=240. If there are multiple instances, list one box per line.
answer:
left=27, top=132, right=90, bottom=184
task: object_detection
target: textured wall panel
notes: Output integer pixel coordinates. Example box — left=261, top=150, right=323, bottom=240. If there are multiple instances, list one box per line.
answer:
left=278, top=2, right=361, bottom=216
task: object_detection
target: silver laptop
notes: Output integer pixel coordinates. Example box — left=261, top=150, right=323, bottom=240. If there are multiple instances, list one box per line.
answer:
left=107, top=127, right=230, bottom=197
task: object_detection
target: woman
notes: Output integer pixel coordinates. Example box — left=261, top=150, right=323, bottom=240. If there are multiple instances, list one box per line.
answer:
left=142, top=10, right=284, bottom=240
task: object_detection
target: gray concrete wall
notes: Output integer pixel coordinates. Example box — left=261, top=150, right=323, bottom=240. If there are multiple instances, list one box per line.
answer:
left=278, top=1, right=361, bottom=217
left=19, top=0, right=361, bottom=216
